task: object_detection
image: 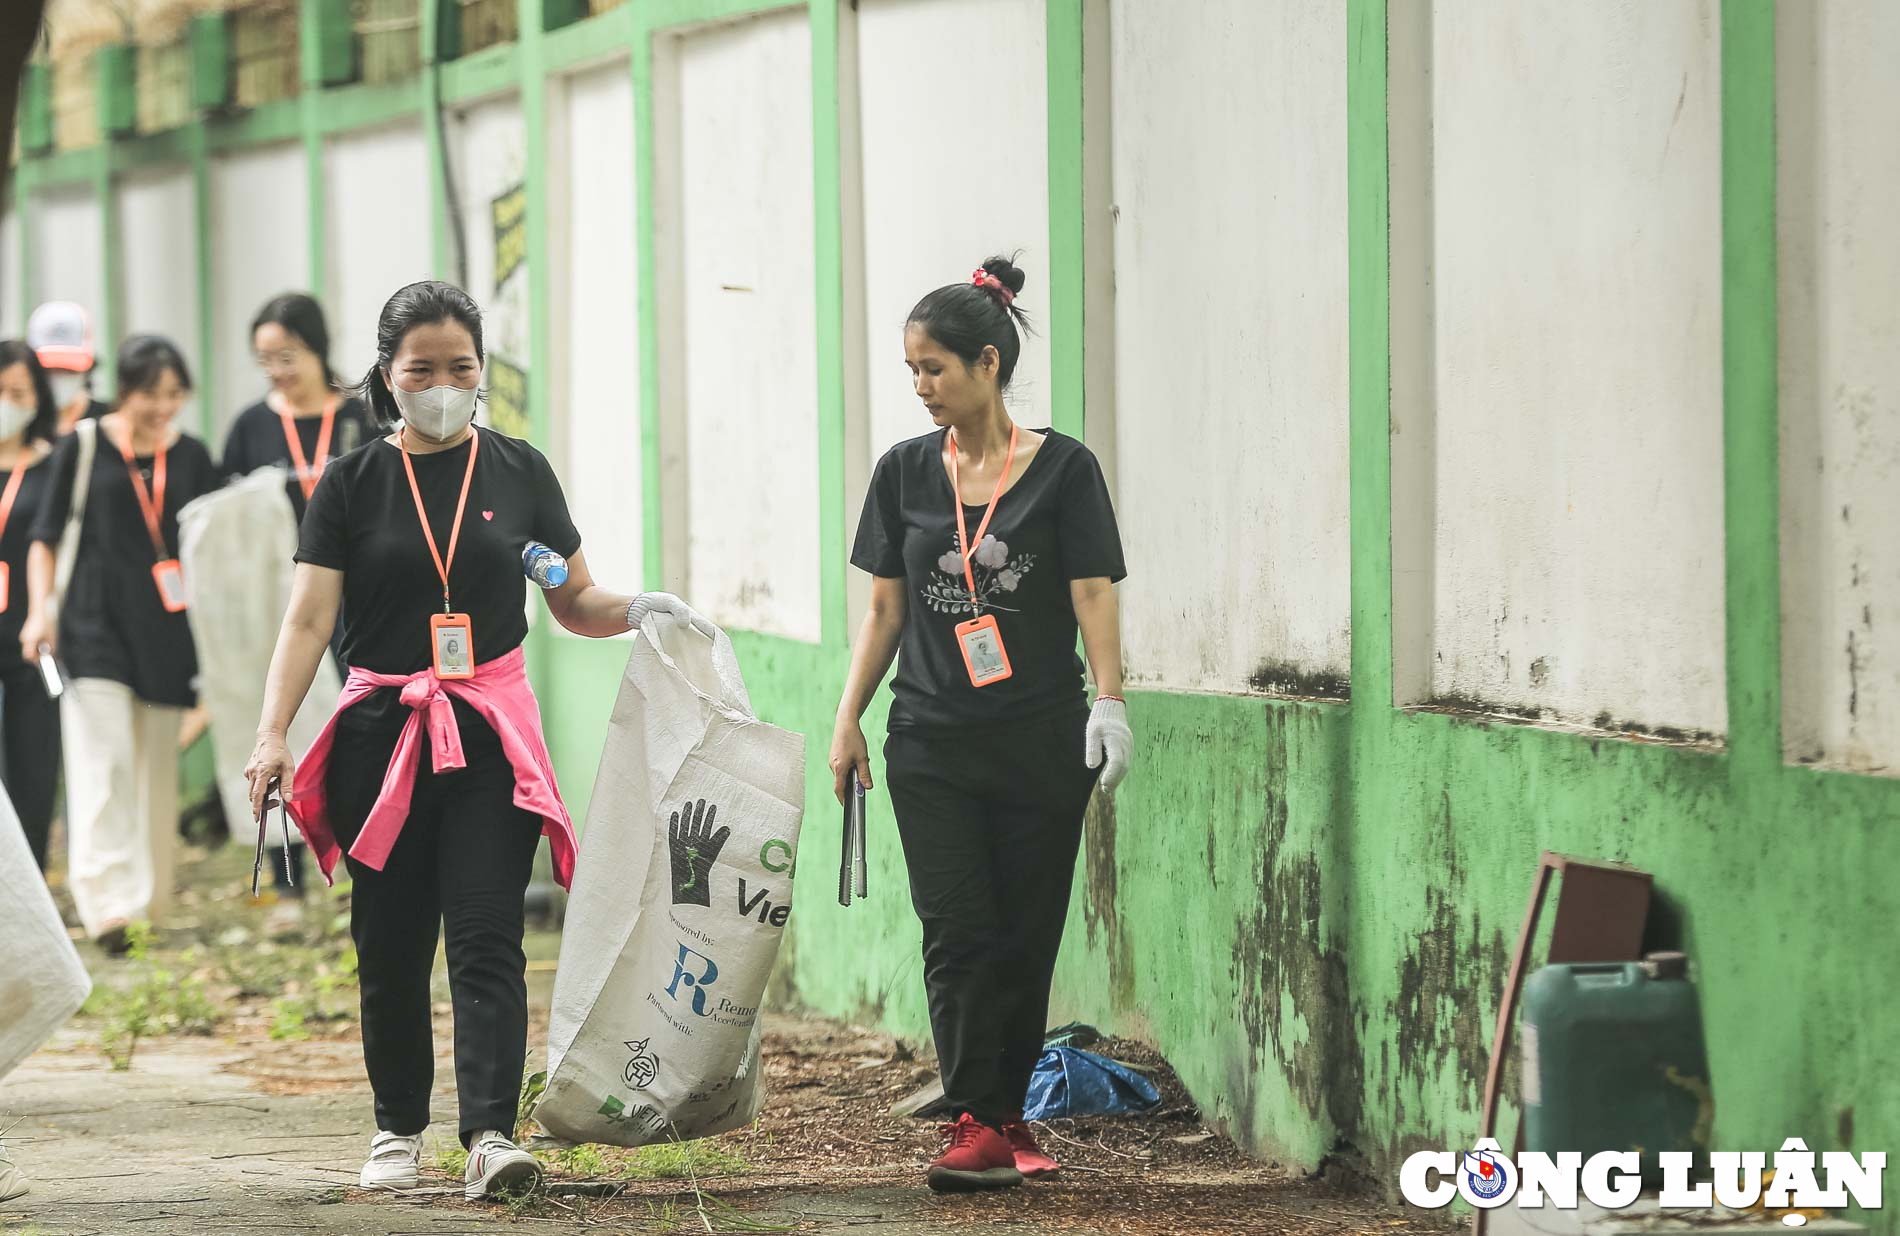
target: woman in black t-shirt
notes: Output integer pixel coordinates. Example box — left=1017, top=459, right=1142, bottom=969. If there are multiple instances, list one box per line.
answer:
left=221, top=293, right=370, bottom=902
left=831, top=258, right=1133, bottom=1194
left=242, top=281, right=713, bottom=1202
left=22, top=336, right=221, bottom=953
left=221, top=292, right=375, bottom=523
left=0, top=340, right=63, bottom=870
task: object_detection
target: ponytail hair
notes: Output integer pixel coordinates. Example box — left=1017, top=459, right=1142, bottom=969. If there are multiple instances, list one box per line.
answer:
left=906, top=254, right=1033, bottom=391
left=357, top=280, right=486, bottom=428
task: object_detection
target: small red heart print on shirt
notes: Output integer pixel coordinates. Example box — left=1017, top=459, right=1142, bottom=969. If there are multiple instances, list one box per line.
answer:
left=482, top=510, right=494, bottom=521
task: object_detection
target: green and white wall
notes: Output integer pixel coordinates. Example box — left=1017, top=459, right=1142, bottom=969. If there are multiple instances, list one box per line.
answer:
left=8, top=0, right=1900, bottom=1218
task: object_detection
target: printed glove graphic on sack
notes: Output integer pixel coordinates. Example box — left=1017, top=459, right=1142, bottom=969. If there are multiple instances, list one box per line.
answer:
left=667, top=799, right=729, bottom=909
left=534, top=613, right=806, bottom=1147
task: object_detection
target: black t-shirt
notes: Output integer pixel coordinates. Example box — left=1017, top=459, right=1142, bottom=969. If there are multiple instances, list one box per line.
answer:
left=28, top=427, right=222, bottom=706
left=851, top=428, right=1125, bottom=731
left=221, top=396, right=376, bottom=524
left=295, top=427, right=582, bottom=738
left=0, top=450, right=57, bottom=667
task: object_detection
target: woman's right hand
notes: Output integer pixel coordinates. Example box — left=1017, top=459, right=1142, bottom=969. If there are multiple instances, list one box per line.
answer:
left=244, top=730, right=296, bottom=822
left=19, top=612, right=51, bottom=665
left=829, top=718, right=873, bottom=805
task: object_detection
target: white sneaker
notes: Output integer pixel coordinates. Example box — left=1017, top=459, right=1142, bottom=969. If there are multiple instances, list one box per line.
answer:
left=358, top=1130, right=423, bottom=1190
left=463, top=1129, right=541, bottom=1200
left=0, top=1138, right=27, bottom=1202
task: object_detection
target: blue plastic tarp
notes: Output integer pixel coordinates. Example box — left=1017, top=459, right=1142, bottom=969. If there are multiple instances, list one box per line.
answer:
left=1022, top=1046, right=1162, bottom=1121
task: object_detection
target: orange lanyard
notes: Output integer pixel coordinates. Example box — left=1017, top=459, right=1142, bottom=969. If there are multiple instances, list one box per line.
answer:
left=398, top=425, right=479, bottom=613
left=948, top=424, right=1019, bottom=607
left=278, top=397, right=337, bottom=501
left=0, top=460, right=29, bottom=540
left=117, top=433, right=170, bottom=559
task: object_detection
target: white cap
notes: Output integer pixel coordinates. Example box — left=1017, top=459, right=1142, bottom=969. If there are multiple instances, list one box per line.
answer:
left=27, top=301, right=96, bottom=372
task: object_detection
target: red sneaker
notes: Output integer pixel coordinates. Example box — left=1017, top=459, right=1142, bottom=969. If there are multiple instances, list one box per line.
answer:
left=927, top=1114, right=1024, bottom=1193
left=1002, top=1121, right=1061, bottom=1178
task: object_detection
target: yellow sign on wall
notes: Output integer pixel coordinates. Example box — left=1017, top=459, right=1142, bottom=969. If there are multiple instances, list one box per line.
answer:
left=486, top=354, right=530, bottom=438
left=492, top=183, right=527, bottom=291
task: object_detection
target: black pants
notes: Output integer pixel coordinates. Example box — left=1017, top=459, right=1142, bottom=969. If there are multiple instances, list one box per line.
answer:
left=0, top=657, right=63, bottom=870
left=329, top=719, right=542, bottom=1144
left=885, top=710, right=1099, bottom=1128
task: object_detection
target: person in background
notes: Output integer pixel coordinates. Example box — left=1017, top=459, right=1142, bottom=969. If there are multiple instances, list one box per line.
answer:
left=221, top=292, right=373, bottom=909
left=0, top=341, right=63, bottom=870
left=830, top=257, right=1133, bottom=1194
left=19, top=335, right=222, bottom=955
left=25, top=302, right=108, bottom=433
left=221, top=292, right=375, bottom=522
left=243, top=280, right=715, bottom=1200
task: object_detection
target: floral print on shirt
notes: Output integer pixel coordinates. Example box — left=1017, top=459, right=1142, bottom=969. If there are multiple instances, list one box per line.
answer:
left=920, top=532, right=1038, bottom=616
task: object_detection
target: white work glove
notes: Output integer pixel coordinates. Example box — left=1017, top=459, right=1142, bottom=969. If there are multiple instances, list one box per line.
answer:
left=627, top=592, right=719, bottom=642
left=1085, top=696, right=1132, bottom=793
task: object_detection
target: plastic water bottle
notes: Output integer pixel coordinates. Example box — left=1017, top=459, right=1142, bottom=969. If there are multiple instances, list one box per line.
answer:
left=523, top=541, right=569, bottom=589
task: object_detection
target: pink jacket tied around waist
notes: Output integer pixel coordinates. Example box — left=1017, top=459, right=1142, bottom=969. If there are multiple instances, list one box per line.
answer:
left=289, top=645, right=577, bottom=889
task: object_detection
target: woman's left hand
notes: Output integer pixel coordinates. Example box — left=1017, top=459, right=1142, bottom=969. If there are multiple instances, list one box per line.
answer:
left=629, top=592, right=719, bottom=642
left=1085, top=697, right=1132, bottom=793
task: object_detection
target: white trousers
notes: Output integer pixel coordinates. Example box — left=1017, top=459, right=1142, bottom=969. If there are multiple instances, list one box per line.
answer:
left=61, top=679, right=184, bottom=938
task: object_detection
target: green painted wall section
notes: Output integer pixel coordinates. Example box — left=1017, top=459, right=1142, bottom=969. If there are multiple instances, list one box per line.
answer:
left=543, top=620, right=1900, bottom=1226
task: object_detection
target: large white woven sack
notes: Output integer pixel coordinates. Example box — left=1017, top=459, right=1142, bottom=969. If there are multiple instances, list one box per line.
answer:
left=536, top=614, right=805, bottom=1147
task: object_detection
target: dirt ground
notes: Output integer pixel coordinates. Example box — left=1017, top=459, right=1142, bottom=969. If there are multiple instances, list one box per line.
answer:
left=2, top=841, right=1438, bottom=1235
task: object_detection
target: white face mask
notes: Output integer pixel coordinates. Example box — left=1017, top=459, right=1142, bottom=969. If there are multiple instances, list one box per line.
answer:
left=48, top=371, right=85, bottom=409
left=392, top=380, right=480, bottom=443
left=0, top=398, right=34, bottom=440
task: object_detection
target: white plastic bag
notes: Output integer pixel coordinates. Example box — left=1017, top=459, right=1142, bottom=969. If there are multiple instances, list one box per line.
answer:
left=177, top=470, right=341, bottom=837
left=535, top=613, right=806, bottom=1146
left=0, top=788, right=90, bottom=1079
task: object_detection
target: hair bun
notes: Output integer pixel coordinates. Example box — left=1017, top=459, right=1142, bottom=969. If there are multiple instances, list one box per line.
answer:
left=981, top=256, right=1027, bottom=297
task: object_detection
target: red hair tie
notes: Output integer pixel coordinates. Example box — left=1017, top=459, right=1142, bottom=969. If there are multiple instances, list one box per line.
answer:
left=971, top=269, right=1015, bottom=306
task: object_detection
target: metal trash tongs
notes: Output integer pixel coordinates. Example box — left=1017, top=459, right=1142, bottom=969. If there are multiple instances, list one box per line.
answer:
left=251, top=776, right=297, bottom=898
left=838, top=770, right=868, bottom=907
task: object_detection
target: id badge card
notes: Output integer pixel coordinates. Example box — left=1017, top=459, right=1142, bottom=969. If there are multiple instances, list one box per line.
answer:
left=152, top=559, right=187, bottom=613
left=0, top=560, right=9, bottom=613
left=431, top=612, right=476, bottom=680
left=955, top=614, right=1013, bottom=688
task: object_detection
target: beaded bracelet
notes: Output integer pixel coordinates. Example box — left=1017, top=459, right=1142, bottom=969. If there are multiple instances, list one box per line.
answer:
left=1097, top=694, right=1125, bottom=704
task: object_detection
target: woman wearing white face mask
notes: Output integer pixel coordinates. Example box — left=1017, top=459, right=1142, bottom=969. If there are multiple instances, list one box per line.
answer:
left=243, top=281, right=715, bottom=1200
left=0, top=340, right=63, bottom=870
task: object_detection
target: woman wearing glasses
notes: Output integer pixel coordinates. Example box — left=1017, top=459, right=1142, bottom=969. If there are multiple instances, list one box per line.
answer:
left=220, top=294, right=372, bottom=909
left=221, top=293, right=375, bottom=522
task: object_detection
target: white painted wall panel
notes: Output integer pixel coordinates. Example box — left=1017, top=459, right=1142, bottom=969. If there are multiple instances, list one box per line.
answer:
left=210, top=143, right=308, bottom=439
left=1108, top=0, right=1351, bottom=695
left=1779, top=0, right=1900, bottom=772
left=324, top=122, right=432, bottom=385
left=449, top=94, right=529, bottom=432
left=1429, top=0, right=1727, bottom=735
left=556, top=60, right=643, bottom=596
left=29, top=184, right=106, bottom=360
left=675, top=12, right=821, bottom=642
left=857, top=0, right=1049, bottom=453
left=116, top=169, right=199, bottom=383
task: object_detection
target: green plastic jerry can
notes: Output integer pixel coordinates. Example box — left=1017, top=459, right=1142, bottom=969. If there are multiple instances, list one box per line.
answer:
left=1520, top=952, right=1713, bottom=1182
